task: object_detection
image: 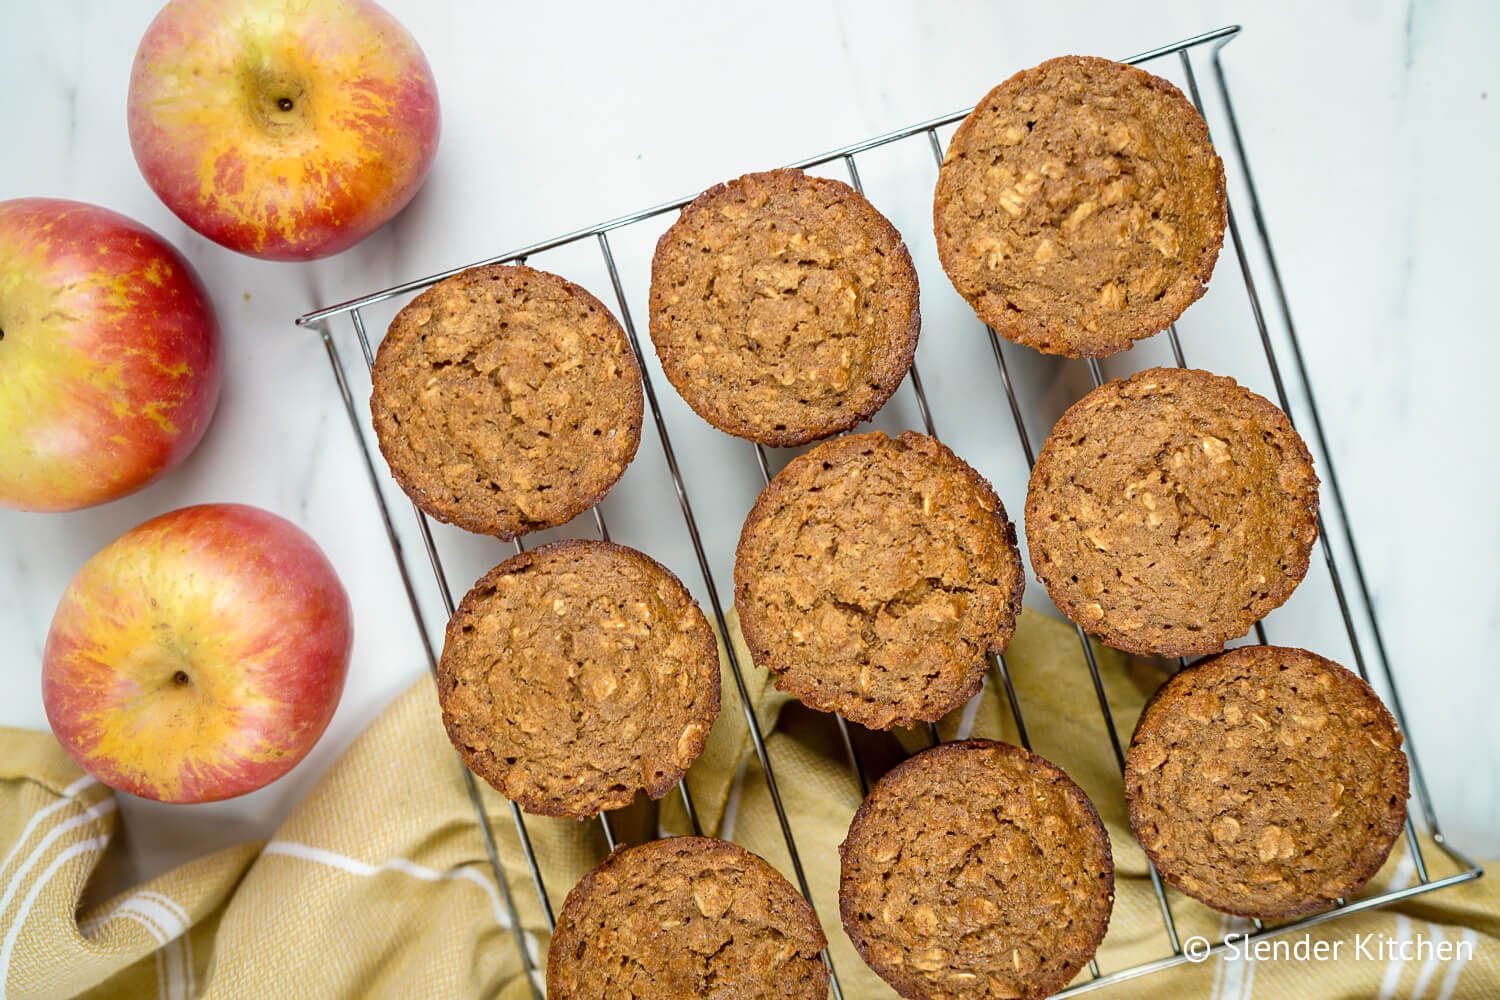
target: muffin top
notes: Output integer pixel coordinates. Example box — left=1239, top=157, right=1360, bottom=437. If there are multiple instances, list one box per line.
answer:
left=436, top=540, right=719, bottom=818
left=547, top=836, right=829, bottom=999
left=1025, top=367, right=1318, bottom=657
left=650, top=169, right=920, bottom=445
left=371, top=264, right=642, bottom=539
left=934, top=56, right=1225, bottom=357
left=1125, top=645, right=1410, bottom=918
left=735, top=431, right=1024, bottom=730
left=840, top=740, right=1114, bottom=1000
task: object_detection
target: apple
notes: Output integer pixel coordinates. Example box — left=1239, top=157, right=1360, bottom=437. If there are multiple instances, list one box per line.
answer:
left=126, top=0, right=441, bottom=261
left=42, top=504, right=353, bottom=803
left=0, top=198, right=221, bottom=512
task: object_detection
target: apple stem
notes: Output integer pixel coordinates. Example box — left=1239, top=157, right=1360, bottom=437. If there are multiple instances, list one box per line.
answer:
left=172, top=670, right=190, bottom=686
left=277, top=98, right=293, bottom=112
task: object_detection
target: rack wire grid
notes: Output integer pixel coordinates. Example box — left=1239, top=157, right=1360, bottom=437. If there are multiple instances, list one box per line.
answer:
left=296, top=24, right=1483, bottom=999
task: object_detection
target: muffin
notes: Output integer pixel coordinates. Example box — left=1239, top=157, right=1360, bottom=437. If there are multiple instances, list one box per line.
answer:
left=547, top=836, right=829, bottom=999
left=1025, top=367, right=1318, bottom=657
left=840, top=740, right=1114, bottom=1000
left=735, top=431, right=1024, bottom=730
left=934, top=56, right=1226, bottom=357
left=370, top=263, right=642, bottom=539
left=436, top=540, right=719, bottom=819
left=1125, top=646, right=1410, bottom=918
left=650, top=168, right=920, bottom=445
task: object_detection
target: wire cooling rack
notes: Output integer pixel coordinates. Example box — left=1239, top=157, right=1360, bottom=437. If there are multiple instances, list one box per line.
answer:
left=296, top=25, right=1482, bottom=998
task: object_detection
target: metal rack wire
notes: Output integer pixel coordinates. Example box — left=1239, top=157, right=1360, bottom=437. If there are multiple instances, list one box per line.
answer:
left=297, top=25, right=1482, bottom=998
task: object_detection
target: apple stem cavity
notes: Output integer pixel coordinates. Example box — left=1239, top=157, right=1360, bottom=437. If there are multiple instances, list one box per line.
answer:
left=277, top=97, right=293, bottom=112
left=172, top=669, right=190, bottom=687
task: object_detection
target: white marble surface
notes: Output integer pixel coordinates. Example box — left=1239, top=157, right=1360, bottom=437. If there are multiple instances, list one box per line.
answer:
left=1, top=0, right=1496, bottom=891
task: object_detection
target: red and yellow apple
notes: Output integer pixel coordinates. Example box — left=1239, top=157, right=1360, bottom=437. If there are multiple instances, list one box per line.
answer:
left=0, top=198, right=221, bottom=512
left=43, top=504, right=353, bottom=803
left=126, top=0, right=441, bottom=261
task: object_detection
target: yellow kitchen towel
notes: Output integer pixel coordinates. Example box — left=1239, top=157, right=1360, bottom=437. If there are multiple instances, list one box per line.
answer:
left=1, top=608, right=1494, bottom=999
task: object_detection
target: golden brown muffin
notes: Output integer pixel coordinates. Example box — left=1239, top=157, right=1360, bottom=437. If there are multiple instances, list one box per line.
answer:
left=650, top=168, right=920, bottom=445
left=547, top=836, right=829, bottom=999
left=371, top=264, right=642, bottom=539
left=1025, top=367, right=1318, bottom=657
left=436, top=540, right=719, bottom=819
left=840, top=740, right=1114, bottom=1000
left=934, top=56, right=1226, bottom=357
left=735, top=431, right=1024, bottom=730
left=1125, top=646, right=1410, bottom=918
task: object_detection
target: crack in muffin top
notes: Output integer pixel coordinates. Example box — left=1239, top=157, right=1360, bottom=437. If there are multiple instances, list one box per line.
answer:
left=650, top=169, right=920, bottom=445
left=839, top=740, right=1114, bottom=1000
left=1124, top=646, right=1409, bottom=918
left=1025, top=367, right=1318, bottom=657
left=371, top=264, right=642, bottom=539
left=934, top=56, right=1226, bottom=357
left=734, top=431, right=1023, bottom=730
left=436, top=540, right=719, bottom=819
left=547, top=836, right=829, bottom=999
